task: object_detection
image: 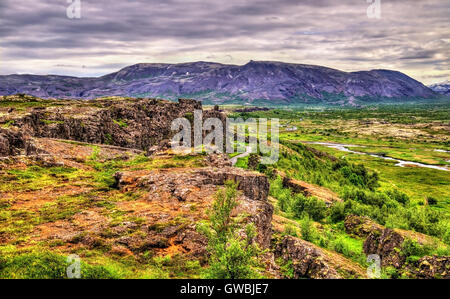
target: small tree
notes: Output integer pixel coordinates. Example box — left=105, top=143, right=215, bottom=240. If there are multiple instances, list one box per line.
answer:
left=198, top=181, right=262, bottom=279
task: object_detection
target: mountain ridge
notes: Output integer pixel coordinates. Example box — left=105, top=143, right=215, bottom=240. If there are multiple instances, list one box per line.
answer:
left=0, top=60, right=439, bottom=104
left=429, top=80, right=450, bottom=96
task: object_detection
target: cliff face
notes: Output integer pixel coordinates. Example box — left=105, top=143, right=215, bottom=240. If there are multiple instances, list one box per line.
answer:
left=0, top=61, right=437, bottom=104
left=0, top=128, right=28, bottom=156
left=10, top=98, right=201, bottom=151
left=274, top=236, right=342, bottom=279
left=1, top=96, right=232, bottom=157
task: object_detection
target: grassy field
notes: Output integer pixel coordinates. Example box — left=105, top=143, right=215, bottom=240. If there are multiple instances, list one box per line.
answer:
left=231, top=102, right=450, bottom=276
left=231, top=103, right=450, bottom=212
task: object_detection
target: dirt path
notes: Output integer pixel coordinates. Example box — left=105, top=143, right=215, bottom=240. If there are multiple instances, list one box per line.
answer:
left=230, top=146, right=253, bottom=166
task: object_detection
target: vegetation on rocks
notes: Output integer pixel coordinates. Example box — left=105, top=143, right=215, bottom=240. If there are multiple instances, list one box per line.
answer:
left=198, top=182, right=262, bottom=279
left=0, top=95, right=449, bottom=279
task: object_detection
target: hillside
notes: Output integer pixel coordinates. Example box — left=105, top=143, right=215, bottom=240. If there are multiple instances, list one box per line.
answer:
left=0, top=61, right=438, bottom=105
left=1, top=95, right=448, bottom=279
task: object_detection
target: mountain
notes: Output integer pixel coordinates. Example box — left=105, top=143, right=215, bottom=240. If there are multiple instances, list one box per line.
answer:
left=429, top=80, right=450, bottom=96
left=0, top=61, right=437, bottom=104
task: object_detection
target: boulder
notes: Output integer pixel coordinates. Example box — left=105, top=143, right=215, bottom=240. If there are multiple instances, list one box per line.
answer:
left=0, top=128, right=33, bottom=157
left=275, top=236, right=341, bottom=279
left=363, top=228, right=405, bottom=269
left=344, top=215, right=383, bottom=238
left=407, top=256, right=450, bottom=279
left=345, top=215, right=406, bottom=268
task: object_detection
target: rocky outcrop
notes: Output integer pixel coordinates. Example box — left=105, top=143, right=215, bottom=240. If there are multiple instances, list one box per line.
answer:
left=114, top=166, right=273, bottom=249
left=0, top=128, right=26, bottom=156
left=115, top=167, right=269, bottom=202
left=407, top=256, right=450, bottom=279
left=345, top=215, right=405, bottom=268
left=1, top=97, right=232, bottom=156
left=196, top=168, right=270, bottom=202
left=345, top=215, right=450, bottom=274
left=11, top=98, right=203, bottom=152
left=344, top=215, right=384, bottom=238
left=364, top=228, right=405, bottom=269
left=0, top=128, right=40, bottom=157
left=274, top=236, right=341, bottom=279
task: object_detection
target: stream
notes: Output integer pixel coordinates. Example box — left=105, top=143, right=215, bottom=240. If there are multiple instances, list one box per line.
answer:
left=306, top=142, right=449, bottom=172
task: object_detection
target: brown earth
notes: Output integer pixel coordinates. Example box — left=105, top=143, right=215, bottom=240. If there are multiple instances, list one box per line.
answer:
left=281, top=176, right=342, bottom=205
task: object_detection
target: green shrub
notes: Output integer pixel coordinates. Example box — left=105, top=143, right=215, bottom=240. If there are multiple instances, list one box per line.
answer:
left=386, top=189, right=410, bottom=205
left=426, top=196, right=438, bottom=205
left=292, top=195, right=327, bottom=221
left=299, top=215, right=319, bottom=243
left=0, top=251, right=120, bottom=279
left=330, top=201, right=347, bottom=222
left=198, top=181, right=262, bottom=279
left=283, top=224, right=298, bottom=237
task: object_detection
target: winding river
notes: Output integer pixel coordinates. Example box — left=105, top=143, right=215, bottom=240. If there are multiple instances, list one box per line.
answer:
left=306, top=142, right=449, bottom=172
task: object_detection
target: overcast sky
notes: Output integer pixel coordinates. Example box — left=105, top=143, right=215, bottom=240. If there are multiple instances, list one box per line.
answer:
left=0, top=0, right=448, bottom=84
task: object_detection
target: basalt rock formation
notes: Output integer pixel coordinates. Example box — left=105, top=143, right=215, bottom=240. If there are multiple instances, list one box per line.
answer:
left=12, top=98, right=202, bottom=151
left=274, top=236, right=341, bottom=279
left=0, top=128, right=39, bottom=156
left=114, top=167, right=273, bottom=249
left=407, top=256, right=450, bottom=279
left=345, top=215, right=449, bottom=274
left=0, top=96, right=228, bottom=156
left=0, top=128, right=27, bottom=156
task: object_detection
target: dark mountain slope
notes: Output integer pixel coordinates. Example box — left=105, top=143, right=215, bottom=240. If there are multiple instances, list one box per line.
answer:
left=0, top=61, right=437, bottom=104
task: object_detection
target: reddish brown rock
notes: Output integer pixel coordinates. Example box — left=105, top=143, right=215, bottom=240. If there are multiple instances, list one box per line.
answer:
left=0, top=128, right=27, bottom=156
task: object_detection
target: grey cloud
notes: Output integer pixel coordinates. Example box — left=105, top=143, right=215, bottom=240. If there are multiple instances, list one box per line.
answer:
left=0, top=0, right=448, bottom=84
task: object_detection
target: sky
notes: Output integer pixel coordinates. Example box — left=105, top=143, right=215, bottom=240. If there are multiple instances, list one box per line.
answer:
left=0, top=0, right=448, bottom=85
